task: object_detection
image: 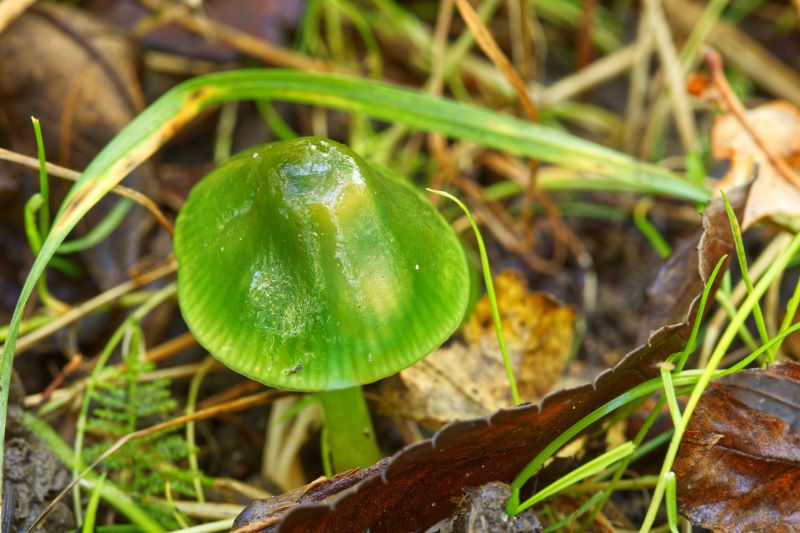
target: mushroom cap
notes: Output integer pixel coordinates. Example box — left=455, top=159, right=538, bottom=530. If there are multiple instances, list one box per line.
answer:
left=175, top=137, right=469, bottom=391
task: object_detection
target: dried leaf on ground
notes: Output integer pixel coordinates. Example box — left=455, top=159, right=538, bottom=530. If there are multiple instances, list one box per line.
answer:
left=380, top=271, right=574, bottom=427
left=232, top=191, right=743, bottom=533
left=642, top=182, right=742, bottom=337
left=675, top=362, right=800, bottom=533
left=710, top=100, right=800, bottom=229
left=0, top=3, right=159, bottom=289
left=463, top=272, right=575, bottom=401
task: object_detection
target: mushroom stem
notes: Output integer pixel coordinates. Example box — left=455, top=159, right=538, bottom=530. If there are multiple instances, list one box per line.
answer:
left=316, top=385, right=381, bottom=472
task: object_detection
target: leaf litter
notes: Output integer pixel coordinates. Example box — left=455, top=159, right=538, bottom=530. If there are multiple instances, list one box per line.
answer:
left=380, top=270, right=574, bottom=427
left=2, top=2, right=799, bottom=530
left=675, top=362, right=800, bottom=533
left=233, top=189, right=744, bottom=532
left=710, top=100, right=800, bottom=230
left=0, top=2, right=162, bottom=289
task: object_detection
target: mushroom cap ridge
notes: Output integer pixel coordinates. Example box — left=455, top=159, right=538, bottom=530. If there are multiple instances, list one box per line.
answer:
left=175, top=137, right=469, bottom=391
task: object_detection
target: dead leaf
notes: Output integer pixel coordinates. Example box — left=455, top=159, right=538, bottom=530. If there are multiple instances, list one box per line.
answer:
left=642, top=184, right=743, bottom=337
left=380, top=272, right=574, bottom=427
left=464, top=272, right=575, bottom=401
left=380, top=344, right=505, bottom=426
left=232, top=465, right=386, bottom=532
left=232, top=191, right=743, bottom=533
left=675, top=362, right=800, bottom=533
left=0, top=4, right=159, bottom=289
left=711, top=100, right=800, bottom=229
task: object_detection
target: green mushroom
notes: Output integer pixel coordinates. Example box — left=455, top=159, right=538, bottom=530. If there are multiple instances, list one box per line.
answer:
left=174, top=137, right=469, bottom=471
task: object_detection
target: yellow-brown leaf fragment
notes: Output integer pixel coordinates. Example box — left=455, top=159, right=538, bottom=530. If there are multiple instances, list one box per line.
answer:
left=381, top=271, right=574, bottom=427
left=711, top=101, right=800, bottom=229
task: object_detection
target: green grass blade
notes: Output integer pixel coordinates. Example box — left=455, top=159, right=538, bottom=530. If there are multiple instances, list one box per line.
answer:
left=508, top=320, right=800, bottom=517
left=516, top=441, right=635, bottom=513
left=633, top=198, right=671, bottom=258
left=24, top=193, right=44, bottom=254
left=721, top=191, right=771, bottom=360
left=81, top=474, right=106, bottom=533
left=543, top=491, right=606, bottom=533
left=659, top=365, right=683, bottom=428
left=665, top=471, right=679, bottom=533
left=429, top=189, right=521, bottom=404
left=31, top=117, right=50, bottom=238
left=670, top=256, right=727, bottom=371
left=640, top=232, right=800, bottom=531
left=57, top=199, right=134, bottom=254
left=776, top=274, right=800, bottom=355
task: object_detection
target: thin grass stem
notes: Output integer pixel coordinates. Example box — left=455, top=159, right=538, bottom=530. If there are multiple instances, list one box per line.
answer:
left=428, top=188, right=521, bottom=404
left=721, top=192, right=771, bottom=360
left=516, top=442, right=635, bottom=513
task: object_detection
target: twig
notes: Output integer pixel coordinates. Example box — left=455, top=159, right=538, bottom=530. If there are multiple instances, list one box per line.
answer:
left=506, top=0, right=534, bottom=79
left=639, top=0, right=728, bottom=159
left=704, top=47, right=800, bottom=190
left=137, top=0, right=333, bottom=72
left=0, top=147, right=173, bottom=235
left=149, top=498, right=244, bottom=520
left=186, top=357, right=215, bottom=503
left=212, top=478, right=272, bottom=500
left=198, top=380, right=264, bottom=410
left=8, top=260, right=177, bottom=355
left=644, top=0, right=698, bottom=151
left=624, top=10, right=654, bottom=152
left=143, top=331, right=196, bottom=365
left=453, top=0, right=542, bottom=243
left=25, top=331, right=197, bottom=410
left=137, top=361, right=222, bottom=382
left=453, top=173, right=558, bottom=274
left=425, top=0, right=454, bottom=196
left=453, top=0, right=537, bottom=123
left=541, top=44, right=639, bottom=106
left=144, top=50, right=238, bottom=76
left=575, top=0, right=597, bottom=71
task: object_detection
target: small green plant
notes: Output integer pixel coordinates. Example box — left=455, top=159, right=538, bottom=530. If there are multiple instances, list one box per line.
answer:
left=83, top=325, right=199, bottom=527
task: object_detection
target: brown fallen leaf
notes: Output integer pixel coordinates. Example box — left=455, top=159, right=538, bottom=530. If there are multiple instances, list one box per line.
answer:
left=380, top=271, right=574, bottom=427
left=0, top=4, right=159, bottom=289
left=464, top=271, right=575, bottom=402
left=710, top=100, right=800, bottom=230
left=675, top=362, right=800, bottom=533
left=232, top=189, right=744, bottom=533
